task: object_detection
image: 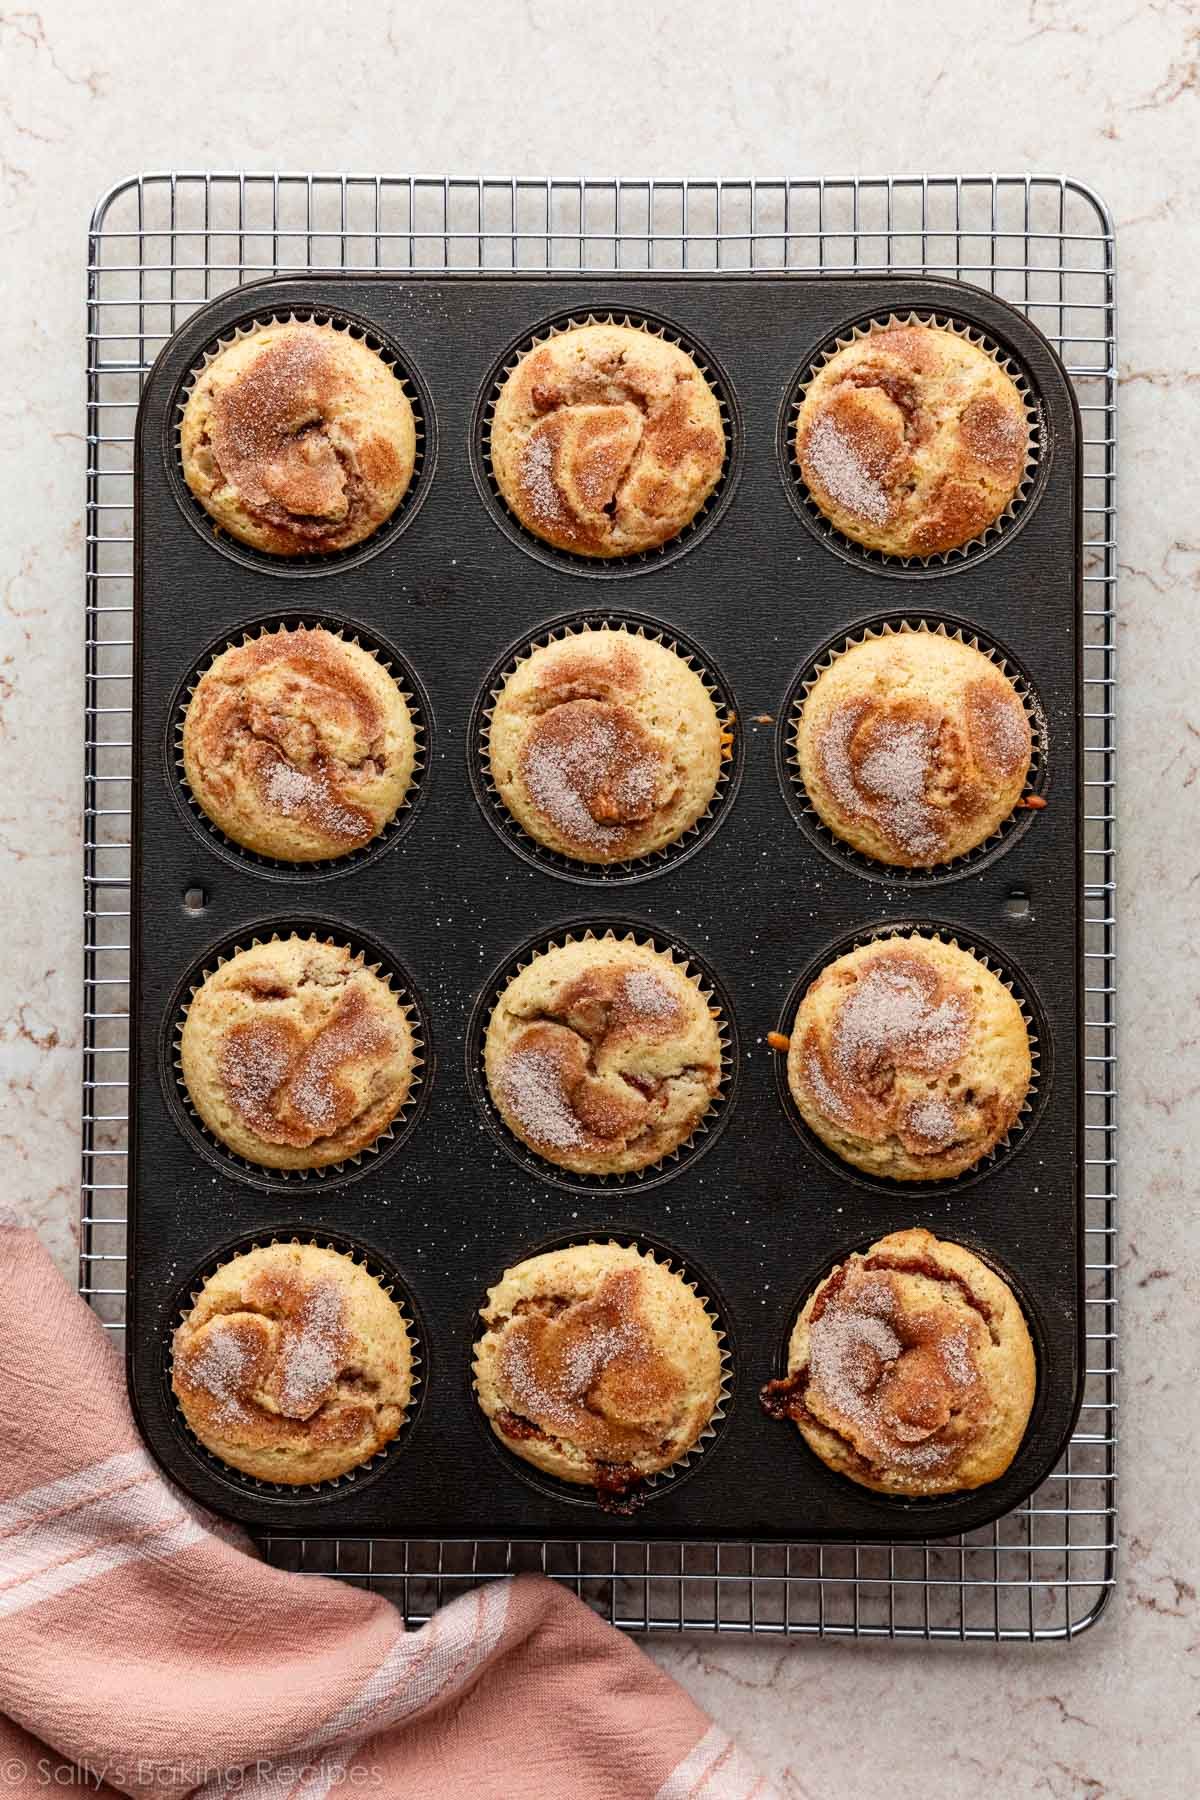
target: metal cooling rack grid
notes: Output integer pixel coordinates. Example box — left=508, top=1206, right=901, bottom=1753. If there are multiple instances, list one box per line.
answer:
left=83, top=174, right=1117, bottom=1640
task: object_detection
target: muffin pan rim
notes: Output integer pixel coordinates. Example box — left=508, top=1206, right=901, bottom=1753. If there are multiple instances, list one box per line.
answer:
left=467, top=605, right=744, bottom=885
left=129, top=268, right=1085, bottom=1543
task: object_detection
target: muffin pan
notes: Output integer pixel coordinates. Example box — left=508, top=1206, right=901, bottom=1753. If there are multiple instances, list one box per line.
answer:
left=129, top=271, right=1084, bottom=1540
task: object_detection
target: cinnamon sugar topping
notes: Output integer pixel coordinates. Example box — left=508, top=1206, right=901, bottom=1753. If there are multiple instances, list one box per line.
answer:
left=520, top=701, right=667, bottom=851
left=496, top=1269, right=683, bottom=1466
left=802, top=412, right=892, bottom=525
left=217, top=983, right=399, bottom=1150
left=183, top=1323, right=254, bottom=1424
left=273, top=1279, right=348, bottom=1418
left=804, top=1264, right=982, bottom=1474
left=496, top=1037, right=586, bottom=1151
left=819, top=701, right=943, bottom=861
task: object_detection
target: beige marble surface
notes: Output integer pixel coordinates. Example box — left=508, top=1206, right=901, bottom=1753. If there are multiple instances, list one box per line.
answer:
left=1, top=1, right=1198, bottom=1794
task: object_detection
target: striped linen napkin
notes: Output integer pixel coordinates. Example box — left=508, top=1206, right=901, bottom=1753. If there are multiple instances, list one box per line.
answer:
left=0, top=1219, right=771, bottom=1798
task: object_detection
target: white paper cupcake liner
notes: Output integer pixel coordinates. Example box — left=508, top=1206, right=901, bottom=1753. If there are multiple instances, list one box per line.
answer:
left=785, top=310, right=1044, bottom=571
left=469, top=923, right=738, bottom=1193
left=780, top=615, right=1049, bottom=884
left=471, top=1235, right=732, bottom=1513
left=475, top=309, right=737, bottom=575
left=169, top=308, right=432, bottom=573
left=167, top=928, right=428, bottom=1189
left=772, top=923, right=1047, bottom=1191
left=168, top=1231, right=423, bottom=1498
left=471, top=610, right=740, bottom=884
left=169, top=614, right=429, bottom=881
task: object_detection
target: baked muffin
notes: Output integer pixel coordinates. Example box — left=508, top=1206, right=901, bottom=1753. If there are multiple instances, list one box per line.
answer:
left=489, top=322, right=725, bottom=557
left=180, top=321, right=417, bottom=555
left=761, top=1228, right=1036, bottom=1495
left=475, top=1242, right=723, bottom=1500
left=172, top=1242, right=414, bottom=1484
left=784, top=933, right=1031, bottom=1181
left=182, top=626, right=417, bottom=862
left=179, top=937, right=416, bottom=1170
left=796, top=630, right=1032, bottom=867
left=483, top=937, right=723, bottom=1175
left=794, top=323, right=1029, bottom=557
left=487, top=626, right=724, bottom=863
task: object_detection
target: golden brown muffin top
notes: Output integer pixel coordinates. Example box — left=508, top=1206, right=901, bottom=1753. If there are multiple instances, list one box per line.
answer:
left=795, top=324, right=1028, bottom=558
left=182, top=323, right=414, bottom=555
left=491, top=324, right=725, bottom=557
left=172, top=1243, right=412, bottom=1484
left=180, top=938, right=414, bottom=1171
left=220, top=984, right=392, bottom=1152
left=804, top=946, right=971, bottom=1148
left=761, top=1229, right=1036, bottom=1494
left=484, top=940, right=722, bottom=1175
left=494, top=1266, right=683, bottom=1469
left=799, top=633, right=1032, bottom=866
left=515, top=640, right=667, bottom=853
left=499, top=968, right=681, bottom=1154
left=488, top=630, right=723, bottom=865
left=475, top=1241, right=723, bottom=1499
left=183, top=626, right=413, bottom=858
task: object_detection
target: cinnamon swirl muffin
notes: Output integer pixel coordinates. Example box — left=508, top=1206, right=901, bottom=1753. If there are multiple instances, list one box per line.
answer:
left=794, top=323, right=1028, bottom=557
left=183, top=626, right=417, bottom=861
left=796, top=630, right=1032, bottom=867
left=172, top=1242, right=414, bottom=1484
left=483, top=937, right=723, bottom=1176
left=490, top=323, right=725, bottom=557
left=785, top=934, right=1031, bottom=1181
left=487, top=627, right=724, bottom=863
left=475, top=1242, right=723, bottom=1499
left=180, top=321, right=417, bottom=555
left=761, top=1229, right=1036, bottom=1495
left=179, top=937, right=416, bottom=1170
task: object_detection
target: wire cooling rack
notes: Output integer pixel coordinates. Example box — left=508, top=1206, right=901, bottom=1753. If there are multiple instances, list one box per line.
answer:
left=82, top=174, right=1117, bottom=1640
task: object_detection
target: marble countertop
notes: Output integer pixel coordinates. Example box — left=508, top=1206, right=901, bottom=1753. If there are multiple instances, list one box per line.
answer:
left=1, top=2, right=1197, bottom=1794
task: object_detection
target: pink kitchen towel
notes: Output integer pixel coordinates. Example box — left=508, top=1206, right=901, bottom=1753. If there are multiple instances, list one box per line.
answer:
left=0, top=1220, right=771, bottom=1798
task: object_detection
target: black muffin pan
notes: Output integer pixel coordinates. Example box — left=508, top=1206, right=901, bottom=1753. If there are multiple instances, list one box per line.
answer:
left=129, top=272, right=1084, bottom=1540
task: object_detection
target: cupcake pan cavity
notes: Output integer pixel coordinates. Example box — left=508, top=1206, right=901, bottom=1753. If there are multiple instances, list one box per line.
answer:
left=779, top=309, right=1048, bottom=576
left=129, top=271, right=1084, bottom=1540
left=469, top=1231, right=734, bottom=1515
left=167, top=307, right=437, bottom=577
left=467, top=921, right=739, bottom=1194
left=167, top=610, right=432, bottom=883
left=472, top=308, right=741, bottom=577
left=776, top=612, right=1049, bottom=887
left=165, top=1229, right=426, bottom=1504
left=766, top=1228, right=1051, bottom=1510
left=772, top=921, right=1051, bottom=1197
left=469, top=609, right=743, bottom=885
left=162, top=921, right=432, bottom=1193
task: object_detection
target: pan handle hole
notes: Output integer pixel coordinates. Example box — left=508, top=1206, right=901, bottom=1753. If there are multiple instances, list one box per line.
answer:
left=183, top=886, right=208, bottom=915
left=1004, top=890, right=1031, bottom=920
